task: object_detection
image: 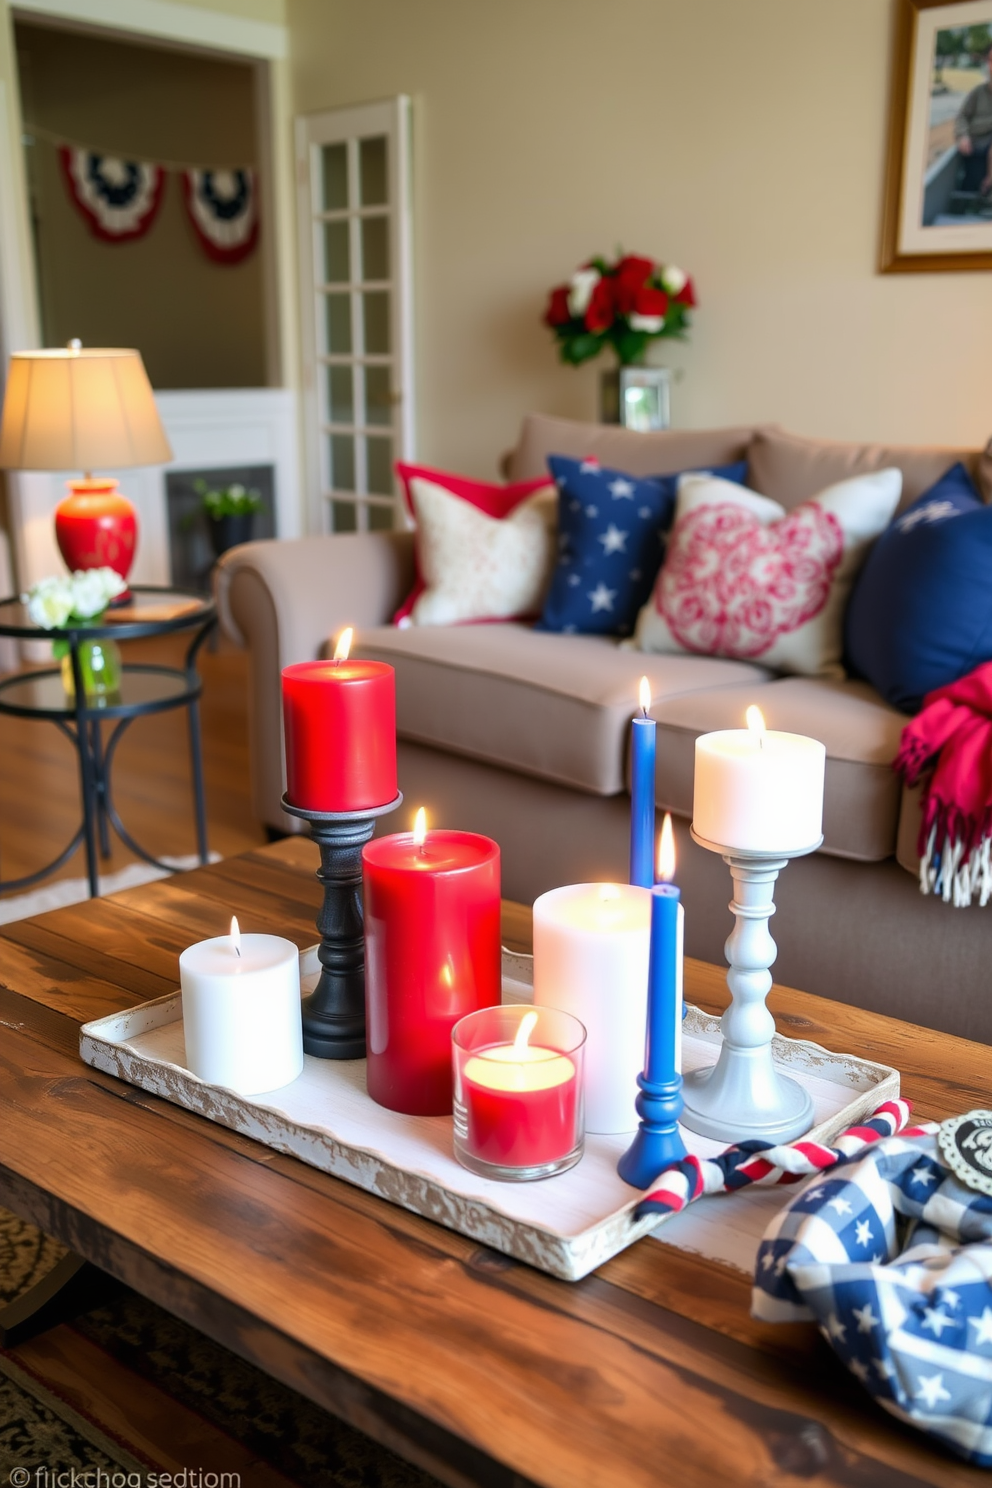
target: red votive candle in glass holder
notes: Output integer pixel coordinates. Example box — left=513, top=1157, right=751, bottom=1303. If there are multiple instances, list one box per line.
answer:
left=282, top=629, right=397, bottom=812
left=452, top=1005, right=585, bottom=1181
left=362, top=809, right=500, bottom=1115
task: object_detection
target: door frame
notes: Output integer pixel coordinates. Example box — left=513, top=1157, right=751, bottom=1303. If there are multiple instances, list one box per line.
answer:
left=0, top=0, right=296, bottom=581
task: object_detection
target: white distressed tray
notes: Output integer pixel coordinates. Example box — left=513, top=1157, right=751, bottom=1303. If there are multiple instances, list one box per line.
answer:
left=79, top=948, right=899, bottom=1282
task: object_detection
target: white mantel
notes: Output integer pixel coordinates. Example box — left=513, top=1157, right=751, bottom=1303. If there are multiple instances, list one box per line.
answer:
left=8, top=386, right=301, bottom=590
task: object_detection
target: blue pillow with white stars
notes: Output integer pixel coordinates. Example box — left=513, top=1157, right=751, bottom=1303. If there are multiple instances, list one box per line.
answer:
left=844, top=463, right=992, bottom=713
left=536, top=455, right=749, bottom=637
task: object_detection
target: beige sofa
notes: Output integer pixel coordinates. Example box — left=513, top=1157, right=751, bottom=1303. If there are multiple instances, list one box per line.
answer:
left=215, top=416, right=992, bottom=1043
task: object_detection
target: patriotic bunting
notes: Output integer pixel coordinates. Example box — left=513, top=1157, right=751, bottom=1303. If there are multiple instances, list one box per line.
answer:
left=182, top=168, right=258, bottom=264
left=60, top=147, right=165, bottom=243
left=56, top=142, right=258, bottom=264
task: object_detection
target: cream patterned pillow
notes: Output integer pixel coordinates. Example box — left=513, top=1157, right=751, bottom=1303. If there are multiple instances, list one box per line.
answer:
left=401, top=474, right=558, bottom=627
left=631, top=469, right=902, bottom=676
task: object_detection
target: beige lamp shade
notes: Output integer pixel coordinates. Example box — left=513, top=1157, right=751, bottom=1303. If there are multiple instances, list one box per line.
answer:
left=0, top=346, right=172, bottom=471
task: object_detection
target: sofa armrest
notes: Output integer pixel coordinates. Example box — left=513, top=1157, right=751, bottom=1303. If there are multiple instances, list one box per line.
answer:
left=213, top=531, right=415, bottom=831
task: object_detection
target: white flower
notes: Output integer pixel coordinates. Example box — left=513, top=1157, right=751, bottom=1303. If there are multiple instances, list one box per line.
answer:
left=660, top=265, right=687, bottom=295
left=629, top=313, right=665, bottom=333
left=70, top=566, right=125, bottom=619
left=567, top=268, right=600, bottom=317
left=23, top=575, right=74, bottom=629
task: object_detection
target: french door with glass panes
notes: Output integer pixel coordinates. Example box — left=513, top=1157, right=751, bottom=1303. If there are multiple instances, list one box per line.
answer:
left=296, top=97, right=413, bottom=533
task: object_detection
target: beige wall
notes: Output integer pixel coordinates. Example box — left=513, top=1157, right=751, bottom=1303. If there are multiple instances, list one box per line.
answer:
left=16, top=20, right=267, bottom=387
left=171, top=0, right=286, bottom=20
left=288, top=0, right=992, bottom=480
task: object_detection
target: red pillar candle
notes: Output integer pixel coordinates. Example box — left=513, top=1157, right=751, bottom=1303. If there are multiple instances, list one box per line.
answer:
left=363, top=814, right=501, bottom=1115
left=282, top=641, right=397, bottom=812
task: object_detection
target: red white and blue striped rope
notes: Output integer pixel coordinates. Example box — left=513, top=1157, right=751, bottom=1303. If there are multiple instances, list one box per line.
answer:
left=633, top=1099, right=923, bottom=1222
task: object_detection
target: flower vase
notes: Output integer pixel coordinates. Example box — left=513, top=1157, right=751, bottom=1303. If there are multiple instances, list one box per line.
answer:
left=59, top=637, right=123, bottom=702
left=599, top=367, right=671, bottom=431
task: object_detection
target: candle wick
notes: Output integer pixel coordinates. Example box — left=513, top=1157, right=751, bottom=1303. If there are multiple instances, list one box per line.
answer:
left=234, top=944, right=241, bottom=957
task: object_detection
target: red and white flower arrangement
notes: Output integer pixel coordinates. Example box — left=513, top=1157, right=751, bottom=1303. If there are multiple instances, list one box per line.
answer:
left=543, top=252, right=696, bottom=367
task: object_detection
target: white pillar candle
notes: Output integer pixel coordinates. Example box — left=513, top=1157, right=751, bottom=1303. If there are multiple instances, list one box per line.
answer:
left=532, top=883, right=650, bottom=1134
left=693, top=708, right=825, bottom=854
left=179, top=918, right=304, bottom=1095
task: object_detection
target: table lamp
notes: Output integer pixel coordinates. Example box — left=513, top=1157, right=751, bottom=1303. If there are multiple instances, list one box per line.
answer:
left=0, top=342, right=172, bottom=592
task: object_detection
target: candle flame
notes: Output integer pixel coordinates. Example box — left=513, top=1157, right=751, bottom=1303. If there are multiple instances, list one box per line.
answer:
left=599, top=883, right=621, bottom=902
left=746, top=704, right=766, bottom=736
left=638, top=675, right=651, bottom=716
left=413, top=806, right=427, bottom=846
left=657, top=813, right=676, bottom=883
left=333, top=626, right=354, bottom=663
left=230, top=915, right=241, bottom=957
left=513, top=1009, right=538, bottom=1055
left=440, top=957, right=454, bottom=990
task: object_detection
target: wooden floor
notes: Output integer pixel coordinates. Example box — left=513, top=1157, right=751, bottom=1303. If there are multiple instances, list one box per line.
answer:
left=0, top=632, right=267, bottom=891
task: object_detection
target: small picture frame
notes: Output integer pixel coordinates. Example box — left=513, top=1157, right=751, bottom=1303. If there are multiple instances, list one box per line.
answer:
left=881, top=0, right=992, bottom=272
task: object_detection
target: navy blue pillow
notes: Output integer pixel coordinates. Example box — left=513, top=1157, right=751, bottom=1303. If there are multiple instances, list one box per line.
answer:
left=845, top=463, right=992, bottom=713
left=537, top=455, right=748, bottom=636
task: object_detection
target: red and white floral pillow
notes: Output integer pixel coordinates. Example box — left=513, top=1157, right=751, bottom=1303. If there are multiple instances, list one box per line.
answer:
left=394, top=464, right=558, bottom=627
left=630, top=470, right=902, bottom=676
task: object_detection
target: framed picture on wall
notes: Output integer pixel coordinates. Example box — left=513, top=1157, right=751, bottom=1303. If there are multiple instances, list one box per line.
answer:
left=881, top=0, right=992, bottom=271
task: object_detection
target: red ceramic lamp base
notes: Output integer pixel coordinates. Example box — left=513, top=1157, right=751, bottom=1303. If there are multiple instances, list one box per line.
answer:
left=55, top=478, right=138, bottom=590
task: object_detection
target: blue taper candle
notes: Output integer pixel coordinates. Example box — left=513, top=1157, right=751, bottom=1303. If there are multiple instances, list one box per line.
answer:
left=618, top=814, right=687, bottom=1188
left=630, top=676, right=656, bottom=888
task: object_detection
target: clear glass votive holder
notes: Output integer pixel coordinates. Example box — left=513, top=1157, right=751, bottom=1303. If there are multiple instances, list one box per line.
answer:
left=452, top=1004, right=586, bottom=1181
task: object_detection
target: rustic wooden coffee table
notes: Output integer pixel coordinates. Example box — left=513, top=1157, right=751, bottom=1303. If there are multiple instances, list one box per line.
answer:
left=0, top=839, right=986, bottom=1487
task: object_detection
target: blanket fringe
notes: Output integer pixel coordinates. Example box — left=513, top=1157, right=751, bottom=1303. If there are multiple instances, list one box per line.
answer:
left=920, top=826, right=992, bottom=907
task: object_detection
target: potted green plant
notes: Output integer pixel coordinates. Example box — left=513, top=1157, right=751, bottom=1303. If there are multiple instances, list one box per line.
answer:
left=195, top=479, right=263, bottom=558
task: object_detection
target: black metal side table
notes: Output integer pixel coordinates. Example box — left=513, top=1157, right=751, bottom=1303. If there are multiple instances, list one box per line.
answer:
left=0, top=585, right=217, bottom=900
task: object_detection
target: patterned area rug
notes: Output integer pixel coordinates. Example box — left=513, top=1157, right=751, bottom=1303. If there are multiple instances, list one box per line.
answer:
left=0, top=1355, right=147, bottom=1478
left=0, top=1207, right=442, bottom=1487
left=0, top=854, right=221, bottom=925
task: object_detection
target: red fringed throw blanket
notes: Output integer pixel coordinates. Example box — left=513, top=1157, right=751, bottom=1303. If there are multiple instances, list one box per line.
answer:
left=894, top=660, right=992, bottom=906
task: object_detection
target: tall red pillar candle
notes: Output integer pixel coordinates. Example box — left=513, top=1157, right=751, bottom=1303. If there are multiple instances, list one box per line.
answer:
left=363, top=822, right=501, bottom=1114
left=282, top=656, right=396, bottom=812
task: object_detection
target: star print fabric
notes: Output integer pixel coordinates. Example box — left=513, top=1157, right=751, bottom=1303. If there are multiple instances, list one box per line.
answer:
left=753, top=1129, right=992, bottom=1465
left=536, top=455, right=747, bottom=637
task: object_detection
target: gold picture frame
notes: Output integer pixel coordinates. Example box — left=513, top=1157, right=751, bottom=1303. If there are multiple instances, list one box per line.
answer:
left=881, top=0, right=992, bottom=272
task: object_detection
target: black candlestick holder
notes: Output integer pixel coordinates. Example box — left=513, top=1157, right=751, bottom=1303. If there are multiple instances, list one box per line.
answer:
left=281, top=790, right=402, bottom=1059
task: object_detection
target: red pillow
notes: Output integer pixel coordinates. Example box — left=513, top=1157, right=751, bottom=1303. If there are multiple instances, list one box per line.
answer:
left=393, top=463, right=556, bottom=626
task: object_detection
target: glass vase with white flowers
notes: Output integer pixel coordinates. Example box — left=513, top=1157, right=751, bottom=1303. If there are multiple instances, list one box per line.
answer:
left=22, top=567, right=127, bottom=700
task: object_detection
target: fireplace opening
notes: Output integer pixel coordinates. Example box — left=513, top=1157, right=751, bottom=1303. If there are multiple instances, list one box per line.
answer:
left=166, top=464, right=276, bottom=592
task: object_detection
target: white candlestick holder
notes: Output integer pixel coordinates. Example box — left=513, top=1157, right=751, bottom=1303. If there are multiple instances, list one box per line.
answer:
left=680, top=829, right=823, bottom=1145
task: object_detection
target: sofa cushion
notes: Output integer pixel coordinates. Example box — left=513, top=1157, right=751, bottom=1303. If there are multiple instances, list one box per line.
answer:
left=845, top=463, right=992, bottom=714
left=393, top=464, right=556, bottom=626
left=506, top=412, right=760, bottom=482
left=649, top=677, right=907, bottom=862
left=631, top=469, right=902, bottom=678
left=537, top=454, right=748, bottom=639
left=748, top=426, right=990, bottom=516
left=352, top=623, right=772, bottom=796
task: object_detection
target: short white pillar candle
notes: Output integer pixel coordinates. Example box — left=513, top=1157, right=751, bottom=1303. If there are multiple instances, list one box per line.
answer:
left=693, top=708, right=825, bottom=854
left=179, top=918, right=304, bottom=1095
left=532, top=883, right=651, bottom=1134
